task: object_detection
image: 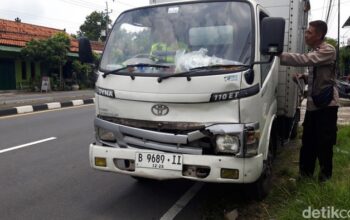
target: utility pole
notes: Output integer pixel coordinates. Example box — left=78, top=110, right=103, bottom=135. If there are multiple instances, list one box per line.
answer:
left=337, top=0, right=340, bottom=76
left=325, top=0, right=333, bottom=24
left=104, top=1, right=113, bottom=38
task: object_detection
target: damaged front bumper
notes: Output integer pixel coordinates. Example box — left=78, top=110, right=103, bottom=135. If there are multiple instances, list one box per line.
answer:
left=89, top=117, right=263, bottom=183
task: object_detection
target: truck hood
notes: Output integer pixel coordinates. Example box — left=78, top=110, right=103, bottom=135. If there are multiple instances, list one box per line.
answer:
left=95, top=72, right=243, bottom=123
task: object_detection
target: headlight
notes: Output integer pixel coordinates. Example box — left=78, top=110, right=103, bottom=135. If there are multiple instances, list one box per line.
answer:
left=244, top=130, right=260, bottom=157
left=97, top=127, right=116, bottom=142
left=215, top=135, right=240, bottom=154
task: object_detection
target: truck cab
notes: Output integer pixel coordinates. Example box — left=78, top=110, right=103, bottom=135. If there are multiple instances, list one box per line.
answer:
left=80, top=0, right=305, bottom=198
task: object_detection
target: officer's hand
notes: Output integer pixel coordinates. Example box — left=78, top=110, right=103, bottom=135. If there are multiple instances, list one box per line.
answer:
left=292, top=73, right=305, bottom=84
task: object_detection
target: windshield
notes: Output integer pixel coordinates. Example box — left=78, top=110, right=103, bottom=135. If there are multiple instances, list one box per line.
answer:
left=100, top=2, right=253, bottom=75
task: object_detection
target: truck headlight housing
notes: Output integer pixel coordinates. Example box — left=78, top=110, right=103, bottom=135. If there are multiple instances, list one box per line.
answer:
left=97, top=127, right=116, bottom=142
left=215, top=135, right=240, bottom=154
left=244, top=130, right=260, bottom=157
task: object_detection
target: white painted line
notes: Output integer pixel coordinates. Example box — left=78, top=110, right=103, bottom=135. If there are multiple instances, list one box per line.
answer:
left=160, top=182, right=204, bottom=220
left=0, top=137, right=57, bottom=154
left=47, top=102, right=61, bottom=109
left=72, top=100, right=84, bottom=106
left=15, top=105, right=34, bottom=114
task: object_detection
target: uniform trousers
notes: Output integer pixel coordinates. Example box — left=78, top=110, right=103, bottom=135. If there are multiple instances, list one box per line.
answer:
left=300, top=106, right=338, bottom=179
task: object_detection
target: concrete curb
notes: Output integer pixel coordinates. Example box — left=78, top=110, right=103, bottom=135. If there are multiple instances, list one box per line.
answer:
left=0, top=98, right=95, bottom=117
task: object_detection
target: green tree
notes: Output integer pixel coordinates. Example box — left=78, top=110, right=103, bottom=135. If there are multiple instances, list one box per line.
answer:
left=324, top=38, right=350, bottom=76
left=70, top=33, right=77, bottom=39
left=72, top=52, right=100, bottom=88
left=340, top=46, right=350, bottom=75
left=21, top=32, right=71, bottom=89
left=21, top=39, right=47, bottom=62
left=110, top=28, right=151, bottom=63
left=325, top=37, right=337, bottom=48
left=78, top=11, right=111, bottom=42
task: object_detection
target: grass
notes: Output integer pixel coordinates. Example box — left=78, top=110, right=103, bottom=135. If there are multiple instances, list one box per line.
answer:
left=198, top=126, right=350, bottom=219
left=261, top=125, right=350, bottom=219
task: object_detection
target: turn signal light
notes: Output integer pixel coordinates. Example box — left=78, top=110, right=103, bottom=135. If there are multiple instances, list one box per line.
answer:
left=221, top=168, right=239, bottom=179
left=95, top=157, right=107, bottom=167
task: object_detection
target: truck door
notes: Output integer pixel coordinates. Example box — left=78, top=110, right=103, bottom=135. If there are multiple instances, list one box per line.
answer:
left=257, top=9, right=279, bottom=155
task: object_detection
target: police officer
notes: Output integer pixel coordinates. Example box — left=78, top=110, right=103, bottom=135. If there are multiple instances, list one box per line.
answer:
left=279, top=20, right=339, bottom=182
left=150, top=27, right=187, bottom=63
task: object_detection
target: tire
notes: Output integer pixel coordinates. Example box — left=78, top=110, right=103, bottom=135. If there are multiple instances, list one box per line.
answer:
left=247, top=139, right=274, bottom=201
left=271, top=121, right=279, bottom=160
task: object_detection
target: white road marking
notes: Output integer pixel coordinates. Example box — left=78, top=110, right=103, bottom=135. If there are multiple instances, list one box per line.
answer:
left=0, top=137, right=57, bottom=154
left=160, top=182, right=204, bottom=220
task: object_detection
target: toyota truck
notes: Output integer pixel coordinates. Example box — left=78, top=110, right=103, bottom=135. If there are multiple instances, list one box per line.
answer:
left=79, top=0, right=310, bottom=198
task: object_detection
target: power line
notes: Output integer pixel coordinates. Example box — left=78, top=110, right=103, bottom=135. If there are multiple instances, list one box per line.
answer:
left=116, top=1, right=136, bottom=7
left=312, top=0, right=350, bottom=12
left=324, top=0, right=331, bottom=20
left=325, top=0, right=333, bottom=24
left=60, top=0, right=104, bottom=8
left=0, top=0, right=126, bottom=34
left=328, top=7, right=337, bottom=31
left=57, top=0, right=104, bottom=10
left=0, top=8, right=81, bottom=26
left=68, top=0, right=104, bottom=8
left=321, top=0, right=327, bottom=20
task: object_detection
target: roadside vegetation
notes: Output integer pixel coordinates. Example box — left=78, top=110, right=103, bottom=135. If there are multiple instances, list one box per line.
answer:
left=262, top=125, right=350, bottom=220
left=236, top=125, right=350, bottom=220
left=200, top=125, right=350, bottom=219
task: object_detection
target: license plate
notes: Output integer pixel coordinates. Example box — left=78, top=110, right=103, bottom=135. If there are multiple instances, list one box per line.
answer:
left=135, top=152, right=183, bottom=171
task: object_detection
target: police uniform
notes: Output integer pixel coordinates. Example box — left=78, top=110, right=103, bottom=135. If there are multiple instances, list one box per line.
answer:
left=280, top=41, right=339, bottom=180
left=150, top=42, right=187, bottom=63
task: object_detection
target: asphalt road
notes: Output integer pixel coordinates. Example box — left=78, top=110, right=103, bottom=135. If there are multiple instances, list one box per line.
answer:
left=2, top=101, right=348, bottom=219
left=0, top=106, right=208, bottom=220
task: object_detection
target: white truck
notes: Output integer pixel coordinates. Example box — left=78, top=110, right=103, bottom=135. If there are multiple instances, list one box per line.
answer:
left=79, top=0, right=309, bottom=198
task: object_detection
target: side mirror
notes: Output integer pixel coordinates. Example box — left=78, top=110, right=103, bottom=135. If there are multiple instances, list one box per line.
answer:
left=260, top=17, right=285, bottom=56
left=78, top=37, right=94, bottom=63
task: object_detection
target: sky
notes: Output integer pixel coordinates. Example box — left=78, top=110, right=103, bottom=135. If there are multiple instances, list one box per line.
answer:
left=0, top=0, right=149, bottom=33
left=0, top=0, right=349, bottom=43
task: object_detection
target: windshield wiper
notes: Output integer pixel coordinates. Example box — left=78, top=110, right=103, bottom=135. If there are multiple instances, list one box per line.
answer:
left=102, top=63, right=170, bottom=78
left=189, top=64, right=249, bottom=71
left=157, top=64, right=249, bottom=82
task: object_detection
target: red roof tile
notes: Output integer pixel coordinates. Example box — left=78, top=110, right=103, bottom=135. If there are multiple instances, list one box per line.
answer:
left=90, top=41, right=105, bottom=52
left=0, top=18, right=103, bottom=53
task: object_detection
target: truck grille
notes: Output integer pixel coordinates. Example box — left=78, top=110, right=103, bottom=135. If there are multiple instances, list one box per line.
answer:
left=96, top=116, right=213, bottom=155
left=98, top=115, right=205, bottom=134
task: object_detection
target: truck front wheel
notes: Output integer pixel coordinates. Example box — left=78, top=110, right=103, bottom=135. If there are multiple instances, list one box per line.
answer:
left=247, top=139, right=274, bottom=200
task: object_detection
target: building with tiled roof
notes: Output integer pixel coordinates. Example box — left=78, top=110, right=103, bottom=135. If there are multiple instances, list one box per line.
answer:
left=0, top=18, right=104, bottom=90
left=0, top=19, right=62, bottom=48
